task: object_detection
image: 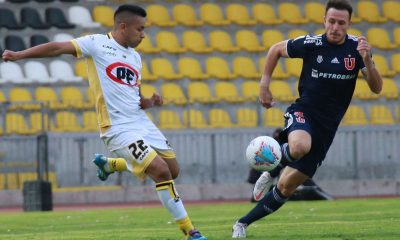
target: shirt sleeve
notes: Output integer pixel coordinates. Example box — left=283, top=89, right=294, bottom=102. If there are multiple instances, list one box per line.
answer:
left=70, top=34, right=97, bottom=58
left=286, top=35, right=308, bottom=58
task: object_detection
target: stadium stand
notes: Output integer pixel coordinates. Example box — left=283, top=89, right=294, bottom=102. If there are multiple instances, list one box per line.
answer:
left=30, top=34, right=50, bottom=47
left=183, top=109, right=209, bottom=129
left=236, top=108, right=258, bottom=128
left=382, top=0, right=400, bottom=22
left=172, top=4, right=203, bottom=27
left=209, top=30, right=239, bottom=52
left=187, top=82, right=216, bottom=104
left=236, top=30, right=265, bottom=52
left=209, top=108, right=234, bottom=128
left=182, top=31, right=212, bottom=54
left=5, top=35, right=26, bottom=52
left=0, top=7, right=25, bottom=29
left=45, top=7, right=75, bottom=29
left=24, top=60, right=55, bottom=84
left=252, top=3, right=282, bottom=25
left=158, top=110, right=184, bottom=129
left=21, top=7, right=51, bottom=29
left=92, top=5, right=114, bottom=28
left=146, top=4, right=176, bottom=27
left=178, top=57, right=209, bottom=80
left=68, top=6, right=101, bottom=28
left=200, top=3, right=230, bottom=26
left=226, top=3, right=257, bottom=25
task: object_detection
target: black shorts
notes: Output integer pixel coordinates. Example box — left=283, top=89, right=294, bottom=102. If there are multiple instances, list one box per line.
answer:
left=280, top=108, right=336, bottom=178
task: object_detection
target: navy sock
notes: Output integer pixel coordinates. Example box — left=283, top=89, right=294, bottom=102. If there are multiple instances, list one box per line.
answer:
left=239, top=186, right=288, bottom=225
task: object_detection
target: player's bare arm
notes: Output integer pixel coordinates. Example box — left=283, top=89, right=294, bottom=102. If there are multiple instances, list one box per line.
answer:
left=358, top=36, right=383, bottom=94
left=2, top=41, right=77, bottom=62
left=259, top=40, right=289, bottom=109
left=139, top=90, right=163, bottom=109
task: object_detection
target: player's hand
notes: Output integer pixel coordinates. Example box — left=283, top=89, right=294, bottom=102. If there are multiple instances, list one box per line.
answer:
left=357, top=36, right=371, bottom=60
left=2, top=50, right=20, bottom=62
left=151, top=93, right=163, bottom=107
left=259, top=85, right=275, bottom=109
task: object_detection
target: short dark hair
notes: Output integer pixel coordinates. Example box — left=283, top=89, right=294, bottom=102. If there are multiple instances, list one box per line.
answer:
left=325, top=0, right=353, bottom=19
left=114, top=4, right=147, bottom=19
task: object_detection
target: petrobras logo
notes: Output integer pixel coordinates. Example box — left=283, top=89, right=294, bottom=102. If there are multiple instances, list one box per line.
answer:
left=303, top=36, right=322, bottom=46
left=311, top=69, right=356, bottom=80
left=106, top=62, right=140, bottom=87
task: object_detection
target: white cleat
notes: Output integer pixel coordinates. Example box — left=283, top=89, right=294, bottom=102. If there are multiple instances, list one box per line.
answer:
left=232, top=221, right=247, bottom=238
left=253, top=171, right=275, bottom=202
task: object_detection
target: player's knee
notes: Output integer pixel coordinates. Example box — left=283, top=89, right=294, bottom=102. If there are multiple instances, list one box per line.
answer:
left=289, top=140, right=311, bottom=159
left=170, top=166, right=180, bottom=179
left=277, top=181, right=298, bottom=197
left=146, top=157, right=172, bottom=182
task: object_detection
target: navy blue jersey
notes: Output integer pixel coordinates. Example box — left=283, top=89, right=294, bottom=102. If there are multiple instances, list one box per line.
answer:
left=286, top=34, right=365, bottom=131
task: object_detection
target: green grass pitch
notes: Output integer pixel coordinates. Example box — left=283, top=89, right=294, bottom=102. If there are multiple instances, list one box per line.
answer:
left=0, top=198, right=399, bottom=239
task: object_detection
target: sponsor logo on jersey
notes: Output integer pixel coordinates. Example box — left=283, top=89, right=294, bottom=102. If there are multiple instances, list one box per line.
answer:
left=311, top=69, right=356, bottom=80
left=317, top=55, right=323, bottom=63
left=331, top=57, right=340, bottom=64
left=344, top=57, right=356, bottom=70
left=106, top=62, right=140, bottom=87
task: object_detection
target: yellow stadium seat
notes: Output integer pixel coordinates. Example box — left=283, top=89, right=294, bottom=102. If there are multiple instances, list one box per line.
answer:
left=288, top=29, right=308, bottom=39
left=30, top=112, right=50, bottom=133
left=158, top=110, right=184, bottom=129
left=9, top=87, right=40, bottom=110
left=278, top=3, right=308, bottom=24
left=0, top=174, right=5, bottom=190
left=136, top=36, right=161, bottom=54
left=236, top=30, right=265, bottom=52
left=232, top=57, right=259, bottom=79
left=178, top=57, right=209, bottom=80
left=18, top=172, right=37, bottom=189
left=92, top=6, right=113, bottom=27
left=380, top=78, right=399, bottom=100
left=200, top=3, right=230, bottom=26
left=182, top=31, right=212, bottom=54
left=270, top=81, right=295, bottom=102
left=35, top=87, right=65, bottom=110
left=285, top=58, right=303, bottom=78
left=236, top=108, right=258, bottom=127
left=140, top=84, right=158, bottom=98
left=370, top=105, right=394, bottom=125
left=60, top=86, right=92, bottom=109
left=161, top=83, right=187, bottom=105
left=6, top=173, right=18, bottom=190
left=392, top=53, right=400, bottom=74
left=252, top=3, right=282, bottom=25
left=259, top=58, right=290, bottom=80
left=241, top=81, right=259, bottom=102
left=173, top=4, right=203, bottom=26
left=367, top=28, right=397, bottom=50
left=209, top=108, right=235, bottom=128
left=141, top=61, right=157, bottom=81
left=0, top=90, right=6, bottom=103
left=264, top=108, right=284, bottom=127
left=393, top=27, right=400, bottom=46
left=342, top=105, right=368, bottom=125
left=52, top=111, right=82, bottom=132
left=155, top=31, right=186, bottom=54
left=347, top=28, right=363, bottom=37
left=383, top=1, right=400, bottom=22
left=151, top=58, right=183, bottom=80
left=187, top=82, right=216, bottom=104
left=358, top=1, right=387, bottom=23
left=373, top=55, right=396, bottom=77
left=215, top=82, right=244, bottom=103
left=353, top=79, right=380, bottom=100
left=205, top=57, right=236, bottom=80
left=209, top=30, right=240, bottom=53
left=146, top=5, right=176, bottom=27
left=75, top=59, right=88, bottom=80
left=226, top=3, right=256, bottom=25
left=305, top=2, right=325, bottom=23
left=6, top=113, right=34, bottom=135
left=183, top=110, right=209, bottom=129
left=262, top=30, right=285, bottom=49
left=82, top=111, right=98, bottom=132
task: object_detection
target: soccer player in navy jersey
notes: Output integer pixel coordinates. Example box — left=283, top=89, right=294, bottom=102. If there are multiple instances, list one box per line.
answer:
left=232, top=0, right=383, bottom=237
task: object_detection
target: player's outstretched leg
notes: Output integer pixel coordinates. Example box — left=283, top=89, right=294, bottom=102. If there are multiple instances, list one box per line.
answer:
left=92, top=153, right=130, bottom=181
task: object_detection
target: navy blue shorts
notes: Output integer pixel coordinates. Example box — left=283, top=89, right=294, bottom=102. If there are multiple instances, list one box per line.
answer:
left=280, top=108, right=336, bottom=178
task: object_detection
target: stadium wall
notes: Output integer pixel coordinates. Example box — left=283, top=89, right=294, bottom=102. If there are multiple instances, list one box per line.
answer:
left=0, top=126, right=400, bottom=207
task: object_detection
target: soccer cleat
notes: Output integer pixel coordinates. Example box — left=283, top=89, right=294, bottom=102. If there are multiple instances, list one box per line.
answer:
left=92, top=154, right=111, bottom=181
left=253, top=171, right=274, bottom=202
left=187, top=229, right=208, bottom=240
left=232, top=221, right=247, bottom=238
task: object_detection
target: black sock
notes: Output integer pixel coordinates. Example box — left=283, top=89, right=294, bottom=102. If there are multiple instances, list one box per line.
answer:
left=239, top=186, right=288, bottom=225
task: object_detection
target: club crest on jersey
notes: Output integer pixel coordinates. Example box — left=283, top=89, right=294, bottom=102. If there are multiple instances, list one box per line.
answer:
left=317, top=55, right=323, bottom=63
left=106, top=62, right=140, bottom=87
left=344, top=57, right=355, bottom=70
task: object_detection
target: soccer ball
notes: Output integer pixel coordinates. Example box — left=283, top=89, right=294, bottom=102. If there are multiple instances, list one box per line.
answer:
left=246, top=136, right=282, bottom=172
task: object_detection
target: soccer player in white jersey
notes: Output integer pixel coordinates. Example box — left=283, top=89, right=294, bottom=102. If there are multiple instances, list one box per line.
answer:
left=2, top=5, right=207, bottom=240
